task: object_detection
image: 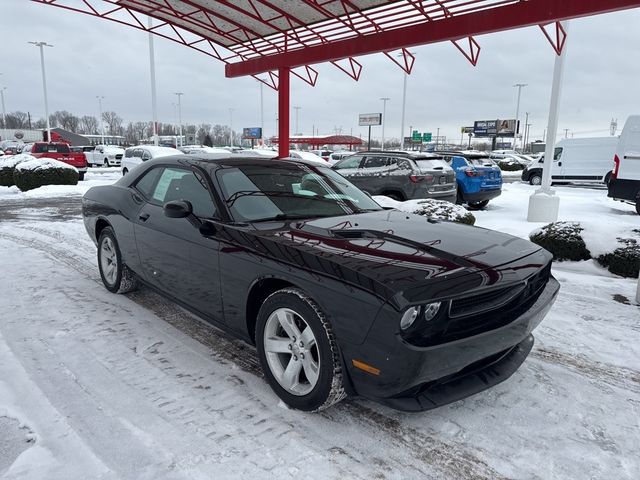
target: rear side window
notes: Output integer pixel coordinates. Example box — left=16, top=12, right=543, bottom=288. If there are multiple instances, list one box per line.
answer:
left=389, top=158, right=412, bottom=170
left=33, top=144, right=46, bottom=153
left=134, top=167, right=163, bottom=198
left=56, top=144, right=71, bottom=153
left=362, top=156, right=388, bottom=168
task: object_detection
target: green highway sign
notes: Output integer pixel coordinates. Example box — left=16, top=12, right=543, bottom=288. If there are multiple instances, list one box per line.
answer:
left=412, top=130, right=421, bottom=141
left=423, top=132, right=432, bottom=142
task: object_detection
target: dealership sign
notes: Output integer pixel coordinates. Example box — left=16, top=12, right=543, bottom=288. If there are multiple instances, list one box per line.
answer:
left=358, top=113, right=382, bottom=126
left=473, top=119, right=519, bottom=137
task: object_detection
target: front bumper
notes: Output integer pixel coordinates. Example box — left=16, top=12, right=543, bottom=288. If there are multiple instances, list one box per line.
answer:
left=344, top=276, right=559, bottom=411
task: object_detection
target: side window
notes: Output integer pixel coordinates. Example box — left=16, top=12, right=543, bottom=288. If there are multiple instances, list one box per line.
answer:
left=142, top=150, right=152, bottom=161
left=34, top=144, right=46, bottom=153
left=125, top=149, right=132, bottom=158
left=388, top=158, right=412, bottom=170
left=334, top=155, right=362, bottom=170
left=553, top=147, right=563, bottom=160
left=151, top=168, right=217, bottom=218
left=134, top=167, right=163, bottom=198
left=362, top=156, right=388, bottom=168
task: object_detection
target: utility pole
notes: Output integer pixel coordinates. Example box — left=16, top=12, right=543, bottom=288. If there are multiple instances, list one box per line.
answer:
left=436, top=127, right=440, bottom=150
left=513, top=83, right=527, bottom=151
left=229, top=107, right=235, bottom=147
left=29, top=41, right=53, bottom=142
left=564, top=128, right=569, bottom=138
left=173, top=92, right=184, bottom=147
left=293, top=106, right=301, bottom=135
left=148, top=16, right=159, bottom=146
left=523, top=112, right=529, bottom=151
left=380, top=97, right=390, bottom=150
left=0, top=87, right=6, bottom=129
left=96, top=96, right=105, bottom=144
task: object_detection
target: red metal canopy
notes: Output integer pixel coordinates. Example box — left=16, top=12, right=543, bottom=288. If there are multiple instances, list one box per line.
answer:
left=272, top=134, right=363, bottom=146
left=34, top=0, right=640, bottom=157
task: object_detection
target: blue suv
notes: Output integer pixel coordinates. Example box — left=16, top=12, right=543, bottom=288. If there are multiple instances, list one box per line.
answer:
left=440, top=152, right=502, bottom=209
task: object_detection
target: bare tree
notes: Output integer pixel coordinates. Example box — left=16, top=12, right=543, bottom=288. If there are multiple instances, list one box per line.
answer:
left=4, top=111, right=29, bottom=129
left=102, top=111, right=123, bottom=136
left=33, top=118, right=46, bottom=129
left=54, top=111, right=80, bottom=132
left=197, top=123, right=212, bottom=144
left=78, top=115, right=99, bottom=135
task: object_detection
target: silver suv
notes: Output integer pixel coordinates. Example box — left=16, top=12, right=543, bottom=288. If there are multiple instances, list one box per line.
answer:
left=332, top=151, right=456, bottom=202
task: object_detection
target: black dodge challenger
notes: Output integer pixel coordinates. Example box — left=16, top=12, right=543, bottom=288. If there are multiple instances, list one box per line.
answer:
left=82, top=155, right=559, bottom=412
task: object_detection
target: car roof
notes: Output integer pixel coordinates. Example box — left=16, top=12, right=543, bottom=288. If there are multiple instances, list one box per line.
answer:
left=129, top=154, right=326, bottom=171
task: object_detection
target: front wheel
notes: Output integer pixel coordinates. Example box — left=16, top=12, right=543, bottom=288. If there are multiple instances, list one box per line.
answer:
left=122, top=168, right=128, bottom=176
left=97, top=227, right=138, bottom=294
left=104, top=158, right=110, bottom=167
left=256, top=288, right=346, bottom=411
left=467, top=199, right=489, bottom=210
left=529, top=174, right=542, bottom=186
left=78, top=172, right=85, bottom=181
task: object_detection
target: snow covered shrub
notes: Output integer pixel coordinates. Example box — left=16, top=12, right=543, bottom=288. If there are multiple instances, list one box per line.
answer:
left=412, top=199, right=476, bottom=225
left=496, top=161, right=524, bottom=171
left=13, top=157, right=78, bottom=192
left=529, top=222, right=591, bottom=261
left=597, top=235, right=640, bottom=278
left=0, top=154, right=33, bottom=186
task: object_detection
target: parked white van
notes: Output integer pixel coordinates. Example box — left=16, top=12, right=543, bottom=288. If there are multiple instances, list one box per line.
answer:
left=521, top=137, right=618, bottom=185
left=608, top=115, right=640, bottom=214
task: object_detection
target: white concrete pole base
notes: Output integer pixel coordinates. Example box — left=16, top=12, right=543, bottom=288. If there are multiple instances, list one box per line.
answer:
left=527, top=190, right=560, bottom=223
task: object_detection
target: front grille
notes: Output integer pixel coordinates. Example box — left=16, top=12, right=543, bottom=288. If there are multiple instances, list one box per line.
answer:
left=450, top=284, right=524, bottom=318
left=408, top=262, right=552, bottom=347
left=115, top=154, right=123, bottom=159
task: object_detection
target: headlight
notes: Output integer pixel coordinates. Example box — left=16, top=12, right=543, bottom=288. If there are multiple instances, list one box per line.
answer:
left=400, top=307, right=419, bottom=330
left=423, top=302, right=441, bottom=322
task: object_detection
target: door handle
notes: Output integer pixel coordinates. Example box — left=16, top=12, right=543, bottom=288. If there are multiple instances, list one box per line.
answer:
left=139, top=212, right=150, bottom=222
left=558, top=161, right=562, bottom=166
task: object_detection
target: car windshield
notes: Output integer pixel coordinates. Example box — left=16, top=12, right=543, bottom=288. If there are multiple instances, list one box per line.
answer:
left=215, top=163, right=382, bottom=222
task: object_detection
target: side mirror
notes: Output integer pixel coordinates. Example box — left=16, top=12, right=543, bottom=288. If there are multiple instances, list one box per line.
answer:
left=363, top=191, right=373, bottom=199
left=164, top=200, right=192, bottom=218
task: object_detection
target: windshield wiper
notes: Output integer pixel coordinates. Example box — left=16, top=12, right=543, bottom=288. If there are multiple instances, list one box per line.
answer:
left=251, top=213, right=316, bottom=223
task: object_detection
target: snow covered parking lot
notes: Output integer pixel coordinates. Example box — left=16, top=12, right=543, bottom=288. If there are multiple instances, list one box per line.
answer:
left=0, top=170, right=638, bottom=479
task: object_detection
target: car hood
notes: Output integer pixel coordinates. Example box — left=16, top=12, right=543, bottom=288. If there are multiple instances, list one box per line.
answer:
left=243, top=210, right=547, bottom=304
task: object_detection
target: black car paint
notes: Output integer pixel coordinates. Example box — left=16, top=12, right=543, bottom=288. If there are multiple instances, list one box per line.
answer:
left=83, top=156, right=558, bottom=410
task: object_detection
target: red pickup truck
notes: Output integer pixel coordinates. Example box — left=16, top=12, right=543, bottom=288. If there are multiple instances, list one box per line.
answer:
left=23, top=142, right=89, bottom=180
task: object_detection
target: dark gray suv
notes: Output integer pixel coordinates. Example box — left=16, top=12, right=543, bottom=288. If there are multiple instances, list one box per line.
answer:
left=332, top=151, right=456, bottom=202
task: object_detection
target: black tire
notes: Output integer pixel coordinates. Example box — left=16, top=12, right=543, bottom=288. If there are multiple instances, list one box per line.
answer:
left=104, top=159, right=110, bottom=167
left=636, top=198, right=640, bottom=216
left=78, top=172, right=85, bottom=181
left=467, top=199, right=490, bottom=210
left=456, top=188, right=464, bottom=205
left=529, top=174, right=542, bottom=186
left=122, top=168, right=128, bottom=176
left=97, top=226, right=138, bottom=294
left=604, top=171, right=612, bottom=186
left=256, top=288, right=346, bottom=412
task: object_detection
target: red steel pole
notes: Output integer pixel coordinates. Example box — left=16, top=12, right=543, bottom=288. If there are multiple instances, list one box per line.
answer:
left=278, top=66, right=290, bottom=158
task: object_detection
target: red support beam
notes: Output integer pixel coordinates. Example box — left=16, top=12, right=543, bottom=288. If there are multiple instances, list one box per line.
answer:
left=226, top=0, right=640, bottom=77
left=278, top=67, right=290, bottom=159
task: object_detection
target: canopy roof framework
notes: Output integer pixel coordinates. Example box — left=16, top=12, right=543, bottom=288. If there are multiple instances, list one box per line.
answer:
left=34, top=0, right=640, bottom=156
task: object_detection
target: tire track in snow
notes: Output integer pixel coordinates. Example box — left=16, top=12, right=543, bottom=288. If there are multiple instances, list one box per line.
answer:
left=0, top=223, right=509, bottom=479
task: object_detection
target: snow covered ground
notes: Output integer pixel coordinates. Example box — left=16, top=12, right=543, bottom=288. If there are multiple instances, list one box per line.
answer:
left=0, top=171, right=638, bottom=479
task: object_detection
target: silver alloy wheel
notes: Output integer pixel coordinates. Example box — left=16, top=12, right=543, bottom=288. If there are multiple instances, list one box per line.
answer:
left=100, top=237, right=118, bottom=286
left=531, top=175, right=542, bottom=186
left=263, top=307, right=320, bottom=396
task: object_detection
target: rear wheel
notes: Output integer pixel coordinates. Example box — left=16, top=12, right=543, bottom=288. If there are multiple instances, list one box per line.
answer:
left=256, top=288, right=346, bottom=411
left=455, top=188, right=464, bottom=205
left=78, top=172, right=85, bottom=181
left=122, top=168, right=128, bottom=176
left=97, top=227, right=138, bottom=294
left=467, top=199, right=489, bottom=210
left=529, top=174, right=542, bottom=186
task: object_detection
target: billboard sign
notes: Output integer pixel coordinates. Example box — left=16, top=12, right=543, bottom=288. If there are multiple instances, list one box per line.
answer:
left=461, top=126, right=474, bottom=134
left=473, top=119, right=519, bottom=137
left=358, top=113, right=382, bottom=126
left=242, top=127, right=262, bottom=139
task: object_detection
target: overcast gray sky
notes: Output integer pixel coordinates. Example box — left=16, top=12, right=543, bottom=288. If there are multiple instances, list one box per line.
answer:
left=1, top=1, right=639, bottom=143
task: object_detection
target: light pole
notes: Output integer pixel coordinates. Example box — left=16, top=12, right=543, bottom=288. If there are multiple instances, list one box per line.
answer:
left=259, top=81, right=264, bottom=138
left=173, top=92, right=184, bottom=147
left=436, top=127, right=440, bottom=150
left=0, top=87, right=6, bottom=129
left=229, top=107, right=235, bottom=147
left=148, top=16, right=159, bottom=146
left=398, top=52, right=416, bottom=151
left=513, top=83, right=527, bottom=151
left=523, top=112, right=529, bottom=151
left=29, top=41, right=53, bottom=142
left=96, top=96, right=105, bottom=144
left=293, top=106, right=301, bottom=135
left=380, top=97, right=390, bottom=149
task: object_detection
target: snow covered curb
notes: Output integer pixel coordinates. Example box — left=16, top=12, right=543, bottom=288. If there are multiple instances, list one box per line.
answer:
left=373, top=195, right=475, bottom=224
